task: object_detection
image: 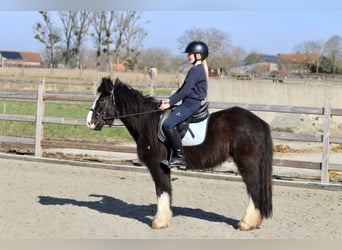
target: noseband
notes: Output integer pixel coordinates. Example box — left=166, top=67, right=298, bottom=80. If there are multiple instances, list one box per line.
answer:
left=89, top=108, right=109, bottom=125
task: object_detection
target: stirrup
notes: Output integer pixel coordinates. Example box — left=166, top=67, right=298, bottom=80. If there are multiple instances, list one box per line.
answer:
left=160, top=158, right=186, bottom=170
left=161, top=159, right=171, bottom=168
left=161, top=150, right=174, bottom=168
left=169, top=156, right=186, bottom=170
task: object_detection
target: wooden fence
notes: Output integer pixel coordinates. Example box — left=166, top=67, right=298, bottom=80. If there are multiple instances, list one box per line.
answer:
left=1, top=79, right=342, bottom=184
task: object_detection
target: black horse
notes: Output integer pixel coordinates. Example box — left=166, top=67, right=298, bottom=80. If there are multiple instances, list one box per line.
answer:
left=86, top=77, right=273, bottom=231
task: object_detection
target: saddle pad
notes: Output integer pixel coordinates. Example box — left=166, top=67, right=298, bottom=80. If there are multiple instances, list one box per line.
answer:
left=182, top=118, right=208, bottom=146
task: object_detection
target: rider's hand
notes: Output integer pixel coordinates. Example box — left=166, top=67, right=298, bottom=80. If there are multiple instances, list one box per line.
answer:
left=159, top=99, right=170, bottom=110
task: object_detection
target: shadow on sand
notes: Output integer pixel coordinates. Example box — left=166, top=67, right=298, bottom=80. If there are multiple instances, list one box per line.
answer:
left=38, top=194, right=239, bottom=229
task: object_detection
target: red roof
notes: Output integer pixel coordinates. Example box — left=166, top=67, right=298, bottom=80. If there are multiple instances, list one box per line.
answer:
left=278, top=53, right=317, bottom=63
left=0, top=50, right=42, bottom=63
left=20, top=51, right=42, bottom=63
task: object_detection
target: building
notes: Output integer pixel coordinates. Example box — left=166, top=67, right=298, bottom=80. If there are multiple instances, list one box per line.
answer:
left=230, top=54, right=279, bottom=76
left=277, top=53, right=317, bottom=74
left=230, top=53, right=318, bottom=76
left=0, top=50, right=42, bottom=67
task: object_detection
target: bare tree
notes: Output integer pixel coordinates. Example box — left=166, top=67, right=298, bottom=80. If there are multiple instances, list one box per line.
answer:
left=294, top=40, right=325, bottom=74
left=89, top=11, right=147, bottom=71
left=112, top=11, right=147, bottom=71
left=308, top=40, right=325, bottom=74
left=137, top=48, right=172, bottom=72
left=121, top=11, right=148, bottom=70
left=89, top=11, right=116, bottom=70
left=58, top=11, right=75, bottom=67
left=56, top=11, right=91, bottom=69
left=71, top=11, right=91, bottom=68
left=33, top=11, right=148, bottom=70
left=33, top=11, right=61, bottom=68
left=228, top=45, right=247, bottom=66
left=325, top=35, right=342, bottom=75
left=224, top=45, right=247, bottom=76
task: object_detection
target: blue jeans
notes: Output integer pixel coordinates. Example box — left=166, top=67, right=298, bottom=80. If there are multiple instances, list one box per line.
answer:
left=162, top=101, right=202, bottom=131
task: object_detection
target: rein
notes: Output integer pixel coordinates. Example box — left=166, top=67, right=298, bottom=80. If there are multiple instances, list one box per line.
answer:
left=91, top=85, right=162, bottom=124
left=90, top=108, right=161, bottom=121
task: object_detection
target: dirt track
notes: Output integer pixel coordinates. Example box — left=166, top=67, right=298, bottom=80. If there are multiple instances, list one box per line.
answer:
left=0, top=156, right=341, bottom=239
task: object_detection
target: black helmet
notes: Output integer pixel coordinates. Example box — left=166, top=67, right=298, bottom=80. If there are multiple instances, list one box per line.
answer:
left=184, top=41, right=209, bottom=60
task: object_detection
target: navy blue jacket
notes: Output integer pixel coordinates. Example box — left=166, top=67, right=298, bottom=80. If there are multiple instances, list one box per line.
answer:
left=169, top=64, right=207, bottom=106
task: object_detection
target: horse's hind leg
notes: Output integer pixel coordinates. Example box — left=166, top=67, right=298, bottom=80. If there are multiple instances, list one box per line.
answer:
left=238, top=197, right=263, bottom=231
left=234, top=157, right=264, bottom=231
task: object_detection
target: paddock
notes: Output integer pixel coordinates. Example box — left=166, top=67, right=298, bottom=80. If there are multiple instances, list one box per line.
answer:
left=0, top=155, right=341, bottom=239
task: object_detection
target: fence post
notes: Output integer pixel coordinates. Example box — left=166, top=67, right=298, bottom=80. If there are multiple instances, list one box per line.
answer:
left=150, top=79, right=154, bottom=96
left=92, top=81, right=97, bottom=96
left=321, top=99, right=331, bottom=184
left=35, top=78, right=45, bottom=157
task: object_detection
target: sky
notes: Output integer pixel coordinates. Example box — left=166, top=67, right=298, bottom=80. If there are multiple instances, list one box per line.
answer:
left=142, top=11, right=342, bottom=55
left=0, top=0, right=342, bottom=56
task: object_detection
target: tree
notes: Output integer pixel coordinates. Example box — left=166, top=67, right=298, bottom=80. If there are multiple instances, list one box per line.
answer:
left=294, top=40, right=325, bottom=74
left=112, top=11, right=148, bottom=71
left=58, top=11, right=75, bottom=67
left=71, top=11, right=91, bottom=69
left=244, top=52, right=264, bottom=65
left=56, top=11, right=91, bottom=69
left=177, top=27, right=231, bottom=68
left=89, top=11, right=147, bottom=71
left=89, top=11, right=116, bottom=71
left=325, top=35, right=342, bottom=75
left=227, top=45, right=247, bottom=66
left=137, top=48, right=172, bottom=72
left=33, top=11, right=61, bottom=67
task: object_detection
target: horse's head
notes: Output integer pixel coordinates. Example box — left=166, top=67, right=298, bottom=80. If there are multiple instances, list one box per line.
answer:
left=86, top=77, right=116, bottom=130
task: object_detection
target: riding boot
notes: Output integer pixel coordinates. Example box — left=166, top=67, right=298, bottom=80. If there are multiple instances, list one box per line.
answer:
left=162, top=128, right=186, bottom=170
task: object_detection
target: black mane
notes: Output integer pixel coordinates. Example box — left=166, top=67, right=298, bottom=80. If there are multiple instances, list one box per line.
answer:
left=113, top=78, right=160, bottom=114
left=104, top=78, right=162, bottom=144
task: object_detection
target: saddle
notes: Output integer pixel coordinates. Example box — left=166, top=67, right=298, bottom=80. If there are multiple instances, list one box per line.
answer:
left=157, top=102, right=209, bottom=145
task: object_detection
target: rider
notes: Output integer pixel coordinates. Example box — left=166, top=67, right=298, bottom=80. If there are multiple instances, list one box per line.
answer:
left=159, top=40, right=209, bottom=170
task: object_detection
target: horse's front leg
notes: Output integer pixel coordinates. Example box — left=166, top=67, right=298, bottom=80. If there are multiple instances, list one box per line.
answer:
left=150, top=166, right=173, bottom=229
left=152, top=191, right=172, bottom=229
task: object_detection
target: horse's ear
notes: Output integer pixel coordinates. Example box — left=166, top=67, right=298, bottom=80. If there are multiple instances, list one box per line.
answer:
left=109, top=79, right=115, bottom=92
left=115, top=77, right=121, bottom=84
left=99, top=77, right=114, bottom=94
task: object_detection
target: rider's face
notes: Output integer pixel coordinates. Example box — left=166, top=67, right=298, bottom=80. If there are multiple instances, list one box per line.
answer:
left=187, top=53, right=201, bottom=64
left=187, top=53, right=195, bottom=64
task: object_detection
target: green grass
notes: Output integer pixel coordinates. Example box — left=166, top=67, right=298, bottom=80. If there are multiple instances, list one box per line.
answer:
left=0, top=100, right=133, bottom=142
left=1, top=100, right=91, bottom=118
left=140, top=87, right=173, bottom=96
left=0, top=85, right=174, bottom=143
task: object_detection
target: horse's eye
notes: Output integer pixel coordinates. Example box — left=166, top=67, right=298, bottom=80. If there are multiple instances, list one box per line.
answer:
left=100, top=96, right=111, bottom=103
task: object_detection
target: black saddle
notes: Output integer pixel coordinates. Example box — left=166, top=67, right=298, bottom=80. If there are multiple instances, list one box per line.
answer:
left=157, top=102, right=209, bottom=143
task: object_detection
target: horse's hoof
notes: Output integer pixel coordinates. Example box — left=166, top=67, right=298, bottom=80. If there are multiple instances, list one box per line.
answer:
left=238, top=220, right=260, bottom=231
left=152, top=217, right=169, bottom=229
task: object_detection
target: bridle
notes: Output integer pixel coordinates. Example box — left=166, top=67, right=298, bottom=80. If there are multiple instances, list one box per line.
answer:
left=90, top=91, right=161, bottom=125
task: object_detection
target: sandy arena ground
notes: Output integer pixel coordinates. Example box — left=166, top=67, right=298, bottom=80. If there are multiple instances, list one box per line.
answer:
left=0, top=155, right=341, bottom=239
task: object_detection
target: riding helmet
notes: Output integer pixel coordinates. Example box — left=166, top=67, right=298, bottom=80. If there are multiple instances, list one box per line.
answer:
left=184, top=41, right=209, bottom=60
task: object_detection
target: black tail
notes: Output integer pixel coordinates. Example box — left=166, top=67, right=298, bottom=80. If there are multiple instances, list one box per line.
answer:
left=260, top=126, right=273, bottom=218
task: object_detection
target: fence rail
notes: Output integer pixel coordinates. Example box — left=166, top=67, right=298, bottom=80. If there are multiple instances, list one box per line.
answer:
left=1, top=79, right=342, bottom=184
